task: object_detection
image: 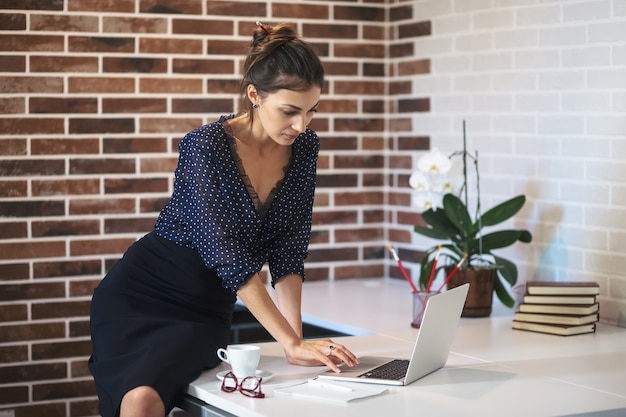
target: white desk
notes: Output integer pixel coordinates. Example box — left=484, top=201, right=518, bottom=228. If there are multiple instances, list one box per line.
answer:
left=183, top=279, right=626, bottom=417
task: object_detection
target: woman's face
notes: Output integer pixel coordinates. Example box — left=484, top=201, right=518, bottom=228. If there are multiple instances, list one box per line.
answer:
left=253, top=86, right=321, bottom=146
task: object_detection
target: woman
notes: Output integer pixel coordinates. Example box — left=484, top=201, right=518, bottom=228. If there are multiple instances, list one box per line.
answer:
left=88, top=22, right=358, bottom=417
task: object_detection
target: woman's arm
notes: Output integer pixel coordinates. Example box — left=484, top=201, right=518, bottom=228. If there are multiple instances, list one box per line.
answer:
left=236, top=274, right=358, bottom=372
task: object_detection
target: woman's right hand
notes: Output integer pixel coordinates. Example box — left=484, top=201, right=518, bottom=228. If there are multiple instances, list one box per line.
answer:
left=284, top=338, right=359, bottom=373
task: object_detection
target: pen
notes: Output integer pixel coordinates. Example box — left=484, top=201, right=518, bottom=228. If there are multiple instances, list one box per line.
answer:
left=308, top=379, right=353, bottom=392
left=436, top=254, right=468, bottom=293
left=387, top=245, right=419, bottom=293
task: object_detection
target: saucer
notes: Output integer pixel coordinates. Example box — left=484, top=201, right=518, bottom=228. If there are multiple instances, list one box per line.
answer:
left=216, top=370, right=273, bottom=382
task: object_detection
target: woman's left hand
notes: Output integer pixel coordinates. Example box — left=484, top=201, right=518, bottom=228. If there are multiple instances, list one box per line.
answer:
left=284, top=338, right=359, bottom=372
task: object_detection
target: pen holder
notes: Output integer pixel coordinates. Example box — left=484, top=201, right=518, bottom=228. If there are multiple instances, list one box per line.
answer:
left=411, top=292, right=435, bottom=328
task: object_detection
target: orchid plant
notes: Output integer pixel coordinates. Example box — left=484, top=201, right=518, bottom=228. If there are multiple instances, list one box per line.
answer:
left=409, top=124, right=532, bottom=307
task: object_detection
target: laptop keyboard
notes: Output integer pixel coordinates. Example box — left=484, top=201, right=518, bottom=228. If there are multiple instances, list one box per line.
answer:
left=358, top=359, right=409, bottom=380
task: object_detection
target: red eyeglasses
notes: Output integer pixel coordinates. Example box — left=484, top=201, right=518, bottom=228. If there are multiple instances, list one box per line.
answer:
left=220, top=371, right=265, bottom=398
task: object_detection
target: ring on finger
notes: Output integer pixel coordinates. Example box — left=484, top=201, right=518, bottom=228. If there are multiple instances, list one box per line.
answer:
left=328, top=345, right=335, bottom=355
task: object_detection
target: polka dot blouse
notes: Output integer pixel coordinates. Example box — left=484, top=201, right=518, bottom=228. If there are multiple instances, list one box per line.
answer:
left=155, top=115, right=319, bottom=293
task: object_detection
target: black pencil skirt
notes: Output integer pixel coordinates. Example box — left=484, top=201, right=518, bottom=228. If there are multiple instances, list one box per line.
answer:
left=88, top=231, right=236, bottom=417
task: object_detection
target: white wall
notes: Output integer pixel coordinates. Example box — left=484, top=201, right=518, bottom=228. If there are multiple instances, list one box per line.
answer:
left=409, top=0, right=626, bottom=326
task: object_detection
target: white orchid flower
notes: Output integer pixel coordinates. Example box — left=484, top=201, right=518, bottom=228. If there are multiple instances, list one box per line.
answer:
left=408, top=171, right=429, bottom=191
left=417, top=148, right=451, bottom=175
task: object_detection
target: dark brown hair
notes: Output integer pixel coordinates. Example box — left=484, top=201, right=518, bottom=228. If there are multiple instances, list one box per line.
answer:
left=240, top=23, right=325, bottom=116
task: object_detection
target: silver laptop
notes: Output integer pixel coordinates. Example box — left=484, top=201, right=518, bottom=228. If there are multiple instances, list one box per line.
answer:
left=317, top=283, right=469, bottom=386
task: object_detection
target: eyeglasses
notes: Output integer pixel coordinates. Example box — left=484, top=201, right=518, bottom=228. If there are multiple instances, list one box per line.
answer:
left=220, top=371, right=265, bottom=398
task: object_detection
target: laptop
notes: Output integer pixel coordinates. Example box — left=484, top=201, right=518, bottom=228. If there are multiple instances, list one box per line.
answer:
left=317, top=283, right=469, bottom=386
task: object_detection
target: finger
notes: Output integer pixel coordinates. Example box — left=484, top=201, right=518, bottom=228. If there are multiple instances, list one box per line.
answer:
left=327, top=342, right=359, bottom=366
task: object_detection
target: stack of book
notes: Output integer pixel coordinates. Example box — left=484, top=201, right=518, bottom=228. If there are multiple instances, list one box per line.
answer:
left=512, top=281, right=599, bottom=336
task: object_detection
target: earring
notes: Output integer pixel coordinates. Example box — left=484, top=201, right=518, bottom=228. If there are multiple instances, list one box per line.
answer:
left=252, top=103, right=259, bottom=109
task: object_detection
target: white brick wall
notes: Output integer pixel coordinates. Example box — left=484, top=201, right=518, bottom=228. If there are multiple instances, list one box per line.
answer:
left=410, top=0, right=626, bottom=326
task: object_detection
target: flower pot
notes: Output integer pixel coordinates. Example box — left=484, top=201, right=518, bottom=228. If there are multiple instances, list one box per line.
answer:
left=445, top=266, right=496, bottom=317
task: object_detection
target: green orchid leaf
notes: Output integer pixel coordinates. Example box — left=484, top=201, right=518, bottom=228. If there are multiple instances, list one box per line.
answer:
left=442, top=194, right=473, bottom=237
left=519, top=230, right=532, bottom=243
left=479, top=230, right=525, bottom=251
left=480, top=195, right=526, bottom=227
left=493, top=255, right=517, bottom=286
left=420, top=208, right=460, bottom=238
left=494, top=275, right=515, bottom=308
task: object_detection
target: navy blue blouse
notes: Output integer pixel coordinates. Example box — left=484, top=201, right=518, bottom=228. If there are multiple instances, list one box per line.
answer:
left=155, top=115, right=319, bottom=293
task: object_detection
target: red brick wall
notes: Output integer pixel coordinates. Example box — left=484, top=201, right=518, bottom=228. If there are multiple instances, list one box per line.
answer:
left=0, top=1, right=430, bottom=415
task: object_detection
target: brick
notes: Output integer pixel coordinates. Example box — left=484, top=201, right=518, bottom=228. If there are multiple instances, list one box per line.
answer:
left=31, top=301, right=91, bottom=320
left=103, top=56, right=167, bottom=73
left=32, top=340, right=92, bottom=359
left=140, top=78, right=203, bottom=93
left=309, top=117, right=329, bottom=133
left=0, top=263, right=29, bottom=280
left=104, top=178, right=169, bottom=194
left=335, top=227, right=384, bottom=242
left=363, top=24, right=386, bottom=41
left=0, top=117, right=64, bottom=134
left=364, top=209, right=385, bottom=223
left=70, top=238, right=136, bottom=256
left=70, top=399, right=99, bottom=416
left=33, top=379, right=96, bottom=401
left=140, top=0, right=203, bottom=14
left=309, top=230, right=329, bottom=245
left=335, top=264, right=384, bottom=280
left=398, top=98, right=430, bottom=113
left=335, top=155, right=384, bottom=169
left=0, top=34, right=64, bottom=51
left=389, top=80, right=412, bottom=95
left=0, top=97, right=24, bottom=114
left=0, top=13, right=26, bottom=30
left=32, top=219, right=100, bottom=237
left=68, top=0, right=135, bottom=12
left=399, top=21, right=431, bottom=38
left=335, top=43, right=385, bottom=59
left=30, top=97, right=98, bottom=114
left=32, top=139, right=99, bottom=155
left=69, top=198, right=136, bottom=215
left=30, top=14, right=98, bottom=32
left=103, top=16, right=168, bottom=33
left=206, top=1, right=267, bottom=17
left=173, top=58, right=234, bottom=74
left=390, top=42, right=414, bottom=58
left=398, top=58, right=430, bottom=75
left=0, top=139, right=26, bottom=155
left=0, top=0, right=62, bottom=9
left=363, top=99, right=385, bottom=113
left=315, top=174, right=357, bottom=188
left=363, top=63, right=385, bottom=77
left=363, top=136, right=385, bottom=151
left=7, top=403, right=66, bottom=417
left=206, top=40, right=248, bottom=55
left=322, top=61, right=359, bottom=76
left=335, top=81, right=385, bottom=95
left=103, top=138, right=167, bottom=153
left=1, top=159, right=65, bottom=176
left=0, top=180, right=27, bottom=197
left=398, top=135, right=429, bottom=151
left=0, top=282, right=65, bottom=302
left=139, top=196, right=169, bottom=212
left=69, top=117, right=135, bottom=134
left=172, top=18, right=233, bottom=35
left=319, top=99, right=358, bottom=114
left=0, top=76, right=63, bottom=93
left=390, top=4, right=414, bottom=22
left=306, top=247, right=358, bottom=263
left=206, top=79, right=240, bottom=94
left=305, top=267, right=330, bottom=281
left=69, top=279, right=102, bottom=297
left=172, top=98, right=233, bottom=113
left=303, top=23, right=358, bottom=39
left=334, top=118, right=385, bottom=132
left=0, top=304, right=27, bottom=322
left=0, top=55, right=25, bottom=72
left=140, top=157, right=177, bottom=173
left=140, top=37, right=203, bottom=55
left=69, top=321, right=91, bottom=338
left=105, top=217, right=156, bottom=234
left=139, top=117, right=202, bottom=134
left=273, top=3, right=329, bottom=19
left=336, top=5, right=385, bottom=21
left=319, top=135, right=357, bottom=150
left=33, top=259, right=101, bottom=279
left=0, top=221, right=27, bottom=239
left=335, top=191, right=384, bottom=206
left=389, top=118, right=412, bottom=132
left=0, top=201, right=65, bottom=218
left=103, top=98, right=167, bottom=113
left=0, top=363, right=67, bottom=383
left=69, top=36, right=135, bottom=53
left=68, top=76, right=135, bottom=93
left=0, top=385, right=29, bottom=405
left=312, top=210, right=358, bottom=226
left=30, top=55, right=98, bottom=72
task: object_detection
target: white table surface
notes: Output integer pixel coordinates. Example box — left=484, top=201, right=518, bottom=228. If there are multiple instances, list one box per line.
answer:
left=186, top=279, right=626, bottom=417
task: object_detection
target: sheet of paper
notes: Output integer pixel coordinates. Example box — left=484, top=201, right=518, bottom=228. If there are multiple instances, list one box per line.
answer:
left=274, top=380, right=388, bottom=403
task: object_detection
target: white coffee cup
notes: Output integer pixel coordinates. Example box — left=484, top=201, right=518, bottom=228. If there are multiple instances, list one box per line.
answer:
left=216, top=345, right=260, bottom=379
